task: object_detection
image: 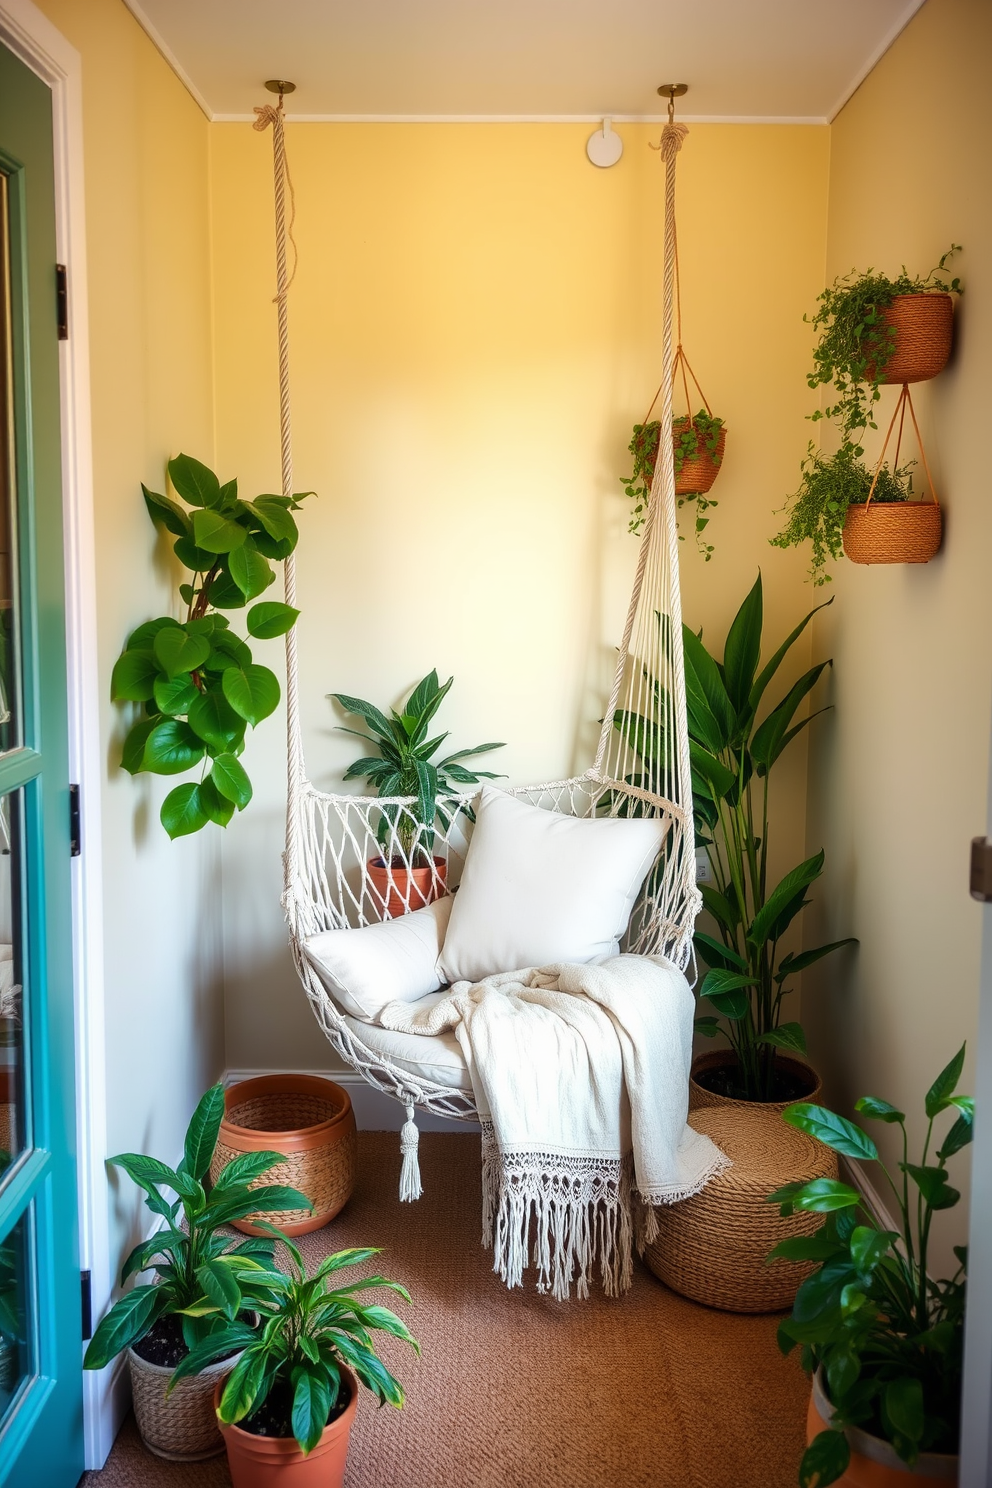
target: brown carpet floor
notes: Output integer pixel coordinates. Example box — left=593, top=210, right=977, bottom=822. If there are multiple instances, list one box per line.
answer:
left=84, top=1131, right=808, bottom=1488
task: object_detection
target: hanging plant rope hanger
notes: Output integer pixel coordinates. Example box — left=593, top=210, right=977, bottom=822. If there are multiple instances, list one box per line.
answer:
left=842, top=381, right=942, bottom=566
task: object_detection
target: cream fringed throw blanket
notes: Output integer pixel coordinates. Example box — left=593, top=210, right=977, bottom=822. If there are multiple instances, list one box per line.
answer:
left=379, top=955, right=729, bottom=1300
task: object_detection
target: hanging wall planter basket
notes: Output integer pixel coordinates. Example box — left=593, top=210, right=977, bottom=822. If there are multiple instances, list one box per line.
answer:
left=869, top=293, right=954, bottom=385
left=644, top=1104, right=837, bottom=1312
left=673, top=417, right=727, bottom=496
left=210, top=1074, right=357, bottom=1236
left=842, top=382, right=943, bottom=567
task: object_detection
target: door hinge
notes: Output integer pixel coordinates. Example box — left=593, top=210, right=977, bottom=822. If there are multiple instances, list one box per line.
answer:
left=81, top=1270, right=92, bottom=1341
left=55, top=264, right=68, bottom=340
left=970, top=836, right=992, bottom=901
left=69, top=783, right=81, bottom=857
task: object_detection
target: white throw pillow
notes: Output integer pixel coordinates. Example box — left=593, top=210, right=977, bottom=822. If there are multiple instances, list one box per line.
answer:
left=303, top=896, right=452, bottom=1024
left=437, top=786, right=666, bottom=983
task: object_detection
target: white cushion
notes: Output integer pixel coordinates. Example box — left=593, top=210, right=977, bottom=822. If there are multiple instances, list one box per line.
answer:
left=304, top=897, right=452, bottom=1023
left=437, top=786, right=666, bottom=984
left=342, top=999, right=471, bottom=1092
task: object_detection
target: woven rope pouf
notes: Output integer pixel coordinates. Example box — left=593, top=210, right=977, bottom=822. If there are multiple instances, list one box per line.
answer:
left=645, top=1105, right=837, bottom=1312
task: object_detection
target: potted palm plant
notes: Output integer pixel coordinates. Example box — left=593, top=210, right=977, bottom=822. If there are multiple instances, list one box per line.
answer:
left=169, top=1236, right=418, bottom=1487
left=110, top=453, right=313, bottom=839
left=770, top=1045, right=971, bottom=1486
left=331, top=669, right=504, bottom=917
left=83, top=1084, right=311, bottom=1461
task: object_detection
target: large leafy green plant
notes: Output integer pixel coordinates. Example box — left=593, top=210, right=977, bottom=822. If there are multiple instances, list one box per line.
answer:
left=170, top=1236, right=418, bottom=1455
left=615, top=575, right=854, bottom=1101
left=769, top=1046, right=972, bottom=1486
left=331, top=670, right=504, bottom=863
left=82, top=1084, right=311, bottom=1370
left=110, top=454, right=313, bottom=839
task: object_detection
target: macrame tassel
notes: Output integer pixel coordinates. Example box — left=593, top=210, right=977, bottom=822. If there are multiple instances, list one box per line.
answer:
left=399, top=1103, right=422, bottom=1202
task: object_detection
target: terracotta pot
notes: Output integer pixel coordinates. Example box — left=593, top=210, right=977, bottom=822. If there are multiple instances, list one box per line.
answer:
left=211, top=1075, right=358, bottom=1237
left=807, top=1370, right=958, bottom=1486
left=842, top=501, right=942, bottom=566
left=368, top=854, right=447, bottom=919
left=689, top=1049, right=822, bottom=1113
left=127, top=1341, right=236, bottom=1461
left=866, top=293, right=954, bottom=385
left=215, top=1369, right=358, bottom=1488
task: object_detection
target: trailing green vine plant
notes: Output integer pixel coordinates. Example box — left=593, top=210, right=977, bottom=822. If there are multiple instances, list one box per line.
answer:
left=110, top=454, right=314, bottom=839
left=622, top=409, right=725, bottom=558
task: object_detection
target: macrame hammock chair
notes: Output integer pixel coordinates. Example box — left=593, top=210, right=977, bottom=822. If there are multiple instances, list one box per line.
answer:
left=253, top=101, right=701, bottom=1197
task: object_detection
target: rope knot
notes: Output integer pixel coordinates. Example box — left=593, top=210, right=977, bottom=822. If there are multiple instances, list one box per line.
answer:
left=661, top=121, right=689, bottom=159
left=253, top=104, right=279, bottom=132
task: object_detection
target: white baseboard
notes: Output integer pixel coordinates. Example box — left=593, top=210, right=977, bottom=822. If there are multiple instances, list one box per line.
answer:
left=223, top=1068, right=481, bottom=1134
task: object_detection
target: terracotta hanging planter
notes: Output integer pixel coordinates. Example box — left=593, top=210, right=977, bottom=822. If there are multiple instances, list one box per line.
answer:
left=367, top=854, right=447, bottom=919
left=807, top=1371, right=958, bottom=1486
left=672, top=416, right=726, bottom=496
left=842, top=383, right=943, bottom=567
left=216, top=1370, right=359, bottom=1488
left=210, top=1075, right=357, bottom=1237
left=867, top=292, right=954, bottom=385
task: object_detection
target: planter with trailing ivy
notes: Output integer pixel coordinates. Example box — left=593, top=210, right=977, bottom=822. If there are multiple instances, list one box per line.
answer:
left=623, top=409, right=726, bottom=558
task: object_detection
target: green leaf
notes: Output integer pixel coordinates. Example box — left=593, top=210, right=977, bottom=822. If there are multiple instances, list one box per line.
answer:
left=142, top=484, right=190, bottom=537
left=211, top=754, right=253, bottom=809
left=161, top=782, right=210, bottom=839
left=143, top=720, right=205, bottom=775
left=197, top=1259, right=242, bottom=1321
left=126, top=617, right=181, bottom=651
left=722, top=575, right=763, bottom=715
left=751, top=662, right=831, bottom=771
left=699, top=884, right=739, bottom=934
left=202, top=565, right=247, bottom=609
left=153, top=626, right=211, bottom=680
left=783, top=1103, right=878, bottom=1162
left=292, top=1370, right=331, bottom=1456
left=849, top=1225, right=897, bottom=1270
left=693, top=1015, right=721, bottom=1038
left=699, top=968, right=755, bottom=1021
left=111, top=649, right=160, bottom=703
left=167, top=1322, right=259, bottom=1388
left=901, top=1164, right=960, bottom=1211
left=223, top=664, right=280, bottom=726
left=748, top=597, right=833, bottom=715
left=188, top=689, right=246, bottom=752
left=218, top=1347, right=268, bottom=1424
left=693, top=931, right=747, bottom=973
left=191, top=508, right=248, bottom=555
left=168, top=453, right=222, bottom=509
left=772, top=1176, right=861, bottom=1214
left=83, top=1285, right=164, bottom=1371
left=854, top=1096, right=905, bottom=1124
left=777, top=939, right=857, bottom=980
left=884, top=1377, right=924, bottom=1443
left=925, top=1043, right=966, bottom=1118
left=747, top=853, right=825, bottom=949
left=245, top=496, right=299, bottom=547
left=173, top=535, right=220, bottom=573
left=757, top=1022, right=807, bottom=1055
left=330, top=693, right=395, bottom=743
left=228, top=538, right=274, bottom=600
left=209, top=1150, right=283, bottom=1193
left=766, top=1232, right=839, bottom=1263
left=688, top=740, right=737, bottom=801
left=682, top=625, right=736, bottom=751
left=121, top=718, right=157, bottom=774
left=183, top=1082, right=226, bottom=1180
left=938, top=1114, right=974, bottom=1160
left=246, top=601, right=300, bottom=639
left=799, top=1429, right=850, bottom=1488
left=153, top=674, right=199, bottom=716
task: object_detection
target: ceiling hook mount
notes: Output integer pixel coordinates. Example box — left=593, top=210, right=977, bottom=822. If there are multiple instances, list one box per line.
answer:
left=657, top=83, right=688, bottom=125
left=265, top=79, right=297, bottom=109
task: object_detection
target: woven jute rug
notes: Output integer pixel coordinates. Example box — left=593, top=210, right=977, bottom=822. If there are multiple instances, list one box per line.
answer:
left=85, top=1131, right=808, bottom=1488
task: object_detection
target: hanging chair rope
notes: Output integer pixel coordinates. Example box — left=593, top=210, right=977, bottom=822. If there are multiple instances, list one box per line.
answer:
left=253, top=102, right=701, bottom=1135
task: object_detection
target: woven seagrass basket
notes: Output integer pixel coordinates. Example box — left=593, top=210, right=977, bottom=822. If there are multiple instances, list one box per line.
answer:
left=674, top=419, right=726, bottom=496
left=644, top=1105, right=837, bottom=1312
left=690, top=1049, right=822, bottom=1113
left=842, top=500, right=942, bottom=566
left=871, top=293, right=954, bottom=385
left=127, top=1345, right=235, bottom=1461
left=211, top=1074, right=357, bottom=1236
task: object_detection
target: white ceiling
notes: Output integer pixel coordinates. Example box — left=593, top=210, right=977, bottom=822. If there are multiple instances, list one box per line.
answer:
left=124, top=0, right=925, bottom=124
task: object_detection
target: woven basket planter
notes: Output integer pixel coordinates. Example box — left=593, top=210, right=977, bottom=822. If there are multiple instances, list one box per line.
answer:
left=674, top=419, right=726, bottom=496
left=808, top=1370, right=958, bottom=1486
left=127, top=1344, right=235, bottom=1461
left=842, top=500, right=942, bottom=566
left=644, top=1104, right=837, bottom=1312
left=869, top=293, right=954, bottom=385
left=211, top=1074, right=357, bottom=1237
left=689, top=1049, right=822, bottom=1113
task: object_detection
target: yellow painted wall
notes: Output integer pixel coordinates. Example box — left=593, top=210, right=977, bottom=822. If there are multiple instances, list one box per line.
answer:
left=804, top=0, right=992, bottom=1266
left=33, top=0, right=224, bottom=1257
left=209, top=120, right=830, bottom=1071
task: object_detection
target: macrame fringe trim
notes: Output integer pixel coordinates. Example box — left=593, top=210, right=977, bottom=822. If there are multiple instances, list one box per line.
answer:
left=480, top=1123, right=731, bottom=1298
left=399, top=1104, right=422, bottom=1202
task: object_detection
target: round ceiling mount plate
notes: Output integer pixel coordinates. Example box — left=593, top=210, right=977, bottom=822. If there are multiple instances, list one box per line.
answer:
left=586, top=124, right=623, bottom=168
left=264, top=79, right=297, bottom=95
left=657, top=83, right=688, bottom=99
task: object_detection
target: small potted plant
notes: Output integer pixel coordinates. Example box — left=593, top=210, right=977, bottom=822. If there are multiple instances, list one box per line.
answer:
left=169, top=1236, right=418, bottom=1487
left=83, top=1084, right=312, bottom=1461
left=622, top=408, right=726, bottom=557
left=772, top=441, right=915, bottom=587
left=110, top=453, right=313, bottom=839
left=769, top=1045, right=971, bottom=1486
left=330, top=669, right=504, bottom=917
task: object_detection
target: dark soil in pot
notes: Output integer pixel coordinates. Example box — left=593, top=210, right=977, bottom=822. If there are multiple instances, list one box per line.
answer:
left=238, top=1377, right=352, bottom=1439
left=132, top=1312, right=252, bottom=1370
left=694, top=1056, right=818, bottom=1104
